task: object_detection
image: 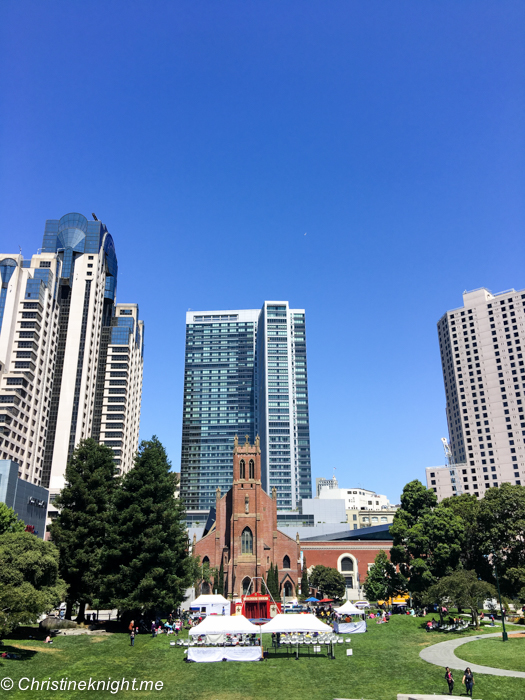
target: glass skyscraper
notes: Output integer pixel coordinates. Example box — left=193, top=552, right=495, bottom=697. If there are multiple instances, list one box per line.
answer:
left=180, top=302, right=312, bottom=513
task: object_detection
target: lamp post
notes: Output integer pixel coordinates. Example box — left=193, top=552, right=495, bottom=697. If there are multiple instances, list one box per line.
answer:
left=492, top=552, right=508, bottom=642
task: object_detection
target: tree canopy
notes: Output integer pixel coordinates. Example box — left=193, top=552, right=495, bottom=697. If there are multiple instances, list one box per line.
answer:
left=49, top=438, right=118, bottom=621
left=309, top=565, right=345, bottom=600
left=0, top=502, right=25, bottom=535
left=363, top=550, right=406, bottom=603
left=428, top=569, right=495, bottom=629
left=100, top=437, right=193, bottom=619
left=0, top=532, right=66, bottom=637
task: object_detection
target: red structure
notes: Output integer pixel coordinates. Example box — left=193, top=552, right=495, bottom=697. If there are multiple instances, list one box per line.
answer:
left=231, top=593, right=281, bottom=618
left=193, top=436, right=301, bottom=599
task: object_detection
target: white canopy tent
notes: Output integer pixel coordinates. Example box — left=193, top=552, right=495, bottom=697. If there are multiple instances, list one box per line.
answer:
left=189, top=594, right=230, bottom=616
left=189, top=614, right=260, bottom=637
left=260, top=613, right=332, bottom=634
left=335, top=601, right=363, bottom=615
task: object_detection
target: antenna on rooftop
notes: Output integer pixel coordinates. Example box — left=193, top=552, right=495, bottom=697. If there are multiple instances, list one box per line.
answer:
left=92, top=213, right=99, bottom=221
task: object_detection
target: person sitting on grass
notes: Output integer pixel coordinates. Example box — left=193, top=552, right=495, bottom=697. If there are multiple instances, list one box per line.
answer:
left=44, top=636, right=53, bottom=644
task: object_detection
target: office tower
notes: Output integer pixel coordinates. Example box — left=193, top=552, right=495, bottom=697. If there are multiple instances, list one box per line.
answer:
left=432, top=287, right=525, bottom=499
left=0, top=213, right=144, bottom=500
left=180, top=301, right=312, bottom=513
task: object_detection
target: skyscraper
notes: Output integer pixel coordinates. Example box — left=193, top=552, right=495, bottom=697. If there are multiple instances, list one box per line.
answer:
left=430, top=287, right=525, bottom=499
left=180, top=301, right=312, bottom=513
left=0, top=213, right=144, bottom=500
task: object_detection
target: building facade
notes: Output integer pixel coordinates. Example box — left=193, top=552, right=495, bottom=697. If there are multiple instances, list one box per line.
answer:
left=181, top=301, right=311, bottom=512
left=0, top=213, right=144, bottom=505
left=193, top=437, right=301, bottom=598
left=0, top=459, right=49, bottom=537
left=435, top=287, right=525, bottom=498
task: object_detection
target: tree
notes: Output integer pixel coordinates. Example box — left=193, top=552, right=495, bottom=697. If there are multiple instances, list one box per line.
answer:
left=100, top=437, right=194, bottom=620
left=218, top=559, right=225, bottom=596
left=476, top=483, right=525, bottom=598
left=428, top=570, right=495, bottom=629
left=390, top=480, right=465, bottom=603
left=49, top=439, right=118, bottom=621
left=0, top=532, right=66, bottom=637
left=0, top=502, right=25, bottom=535
left=363, top=550, right=406, bottom=603
left=300, top=557, right=309, bottom=600
left=266, top=563, right=279, bottom=600
left=309, top=565, right=345, bottom=600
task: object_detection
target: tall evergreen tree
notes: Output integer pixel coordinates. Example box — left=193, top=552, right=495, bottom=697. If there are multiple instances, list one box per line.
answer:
left=49, top=439, right=118, bottom=621
left=273, top=563, right=280, bottom=600
left=100, top=437, right=193, bottom=620
left=300, top=557, right=309, bottom=600
left=218, top=559, right=225, bottom=596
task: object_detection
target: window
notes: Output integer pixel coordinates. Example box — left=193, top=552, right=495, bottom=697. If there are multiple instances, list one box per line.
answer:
left=283, top=555, right=291, bottom=569
left=242, top=577, right=252, bottom=595
left=249, top=459, right=255, bottom=479
left=340, top=557, right=353, bottom=572
left=239, top=459, right=245, bottom=479
left=241, top=527, right=253, bottom=554
left=202, top=556, right=210, bottom=566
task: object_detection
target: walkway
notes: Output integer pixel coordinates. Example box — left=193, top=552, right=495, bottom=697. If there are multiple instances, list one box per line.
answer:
left=419, top=631, right=525, bottom=679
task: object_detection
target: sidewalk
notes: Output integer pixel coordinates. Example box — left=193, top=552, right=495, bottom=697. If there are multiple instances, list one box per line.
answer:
left=419, top=631, right=525, bottom=679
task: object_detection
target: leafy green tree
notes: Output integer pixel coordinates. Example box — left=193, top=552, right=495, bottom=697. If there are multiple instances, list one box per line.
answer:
left=390, top=480, right=464, bottom=602
left=0, top=502, right=25, bottom=535
left=476, top=483, right=525, bottom=597
left=309, top=565, right=346, bottom=600
left=428, top=570, right=495, bottom=629
left=266, top=563, right=279, bottom=600
left=363, top=550, right=406, bottom=603
left=300, top=557, right=309, bottom=600
left=100, top=436, right=194, bottom=620
left=0, top=532, right=66, bottom=637
left=49, top=439, right=118, bottom=621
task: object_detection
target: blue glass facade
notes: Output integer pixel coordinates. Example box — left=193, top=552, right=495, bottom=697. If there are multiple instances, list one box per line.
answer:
left=181, top=314, right=257, bottom=510
left=180, top=303, right=312, bottom=512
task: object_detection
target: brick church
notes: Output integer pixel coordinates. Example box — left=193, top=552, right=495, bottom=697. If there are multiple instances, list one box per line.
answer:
left=193, top=436, right=301, bottom=599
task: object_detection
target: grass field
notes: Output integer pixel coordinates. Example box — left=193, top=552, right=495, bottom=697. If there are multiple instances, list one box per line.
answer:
left=455, top=634, right=525, bottom=673
left=0, top=616, right=522, bottom=700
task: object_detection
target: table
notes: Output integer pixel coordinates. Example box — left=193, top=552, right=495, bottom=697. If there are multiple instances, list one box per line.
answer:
left=187, top=647, right=263, bottom=663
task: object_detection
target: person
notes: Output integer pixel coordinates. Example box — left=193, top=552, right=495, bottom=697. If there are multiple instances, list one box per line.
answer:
left=151, top=620, right=156, bottom=638
left=130, top=628, right=135, bottom=647
left=462, top=668, right=474, bottom=697
left=490, top=613, right=495, bottom=626
left=128, top=619, right=135, bottom=634
left=44, top=635, right=53, bottom=645
left=444, top=667, right=454, bottom=695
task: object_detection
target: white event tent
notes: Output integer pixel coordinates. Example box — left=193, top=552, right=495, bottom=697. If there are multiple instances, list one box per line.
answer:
left=335, top=601, right=363, bottom=615
left=261, top=613, right=332, bottom=634
left=189, top=614, right=260, bottom=637
left=189, top=594, right=230, bottom=616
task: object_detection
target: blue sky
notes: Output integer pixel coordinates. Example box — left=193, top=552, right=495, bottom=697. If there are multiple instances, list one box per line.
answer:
left=1, top=1, right=524, bottom=502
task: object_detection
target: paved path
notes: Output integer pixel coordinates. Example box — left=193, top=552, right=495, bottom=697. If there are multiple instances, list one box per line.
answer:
left=419, top=631, right=525, bottom=678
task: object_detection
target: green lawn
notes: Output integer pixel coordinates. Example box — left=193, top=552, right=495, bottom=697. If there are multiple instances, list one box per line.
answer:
left=0, top=616, right=522, bottom=700
left=455, top=635, right=525, bottom=673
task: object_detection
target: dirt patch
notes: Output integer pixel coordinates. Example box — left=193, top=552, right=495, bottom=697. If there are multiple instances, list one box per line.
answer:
left=10, top=643, right=61, bottom=654
left=90, top=637, right=109, bottom=643
left=508, top=632, right=525, bottom=639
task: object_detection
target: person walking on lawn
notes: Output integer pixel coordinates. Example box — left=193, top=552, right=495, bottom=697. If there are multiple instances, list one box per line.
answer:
left=444, top=667, right=454, bottom=695
left=462, top=668, right=474, bottom=697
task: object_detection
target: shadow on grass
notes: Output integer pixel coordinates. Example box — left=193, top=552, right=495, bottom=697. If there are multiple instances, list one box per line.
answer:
left=0, top=643, right=38, bottom=663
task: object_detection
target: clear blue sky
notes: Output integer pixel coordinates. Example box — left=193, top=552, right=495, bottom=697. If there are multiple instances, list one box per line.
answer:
left=1, top=1, right=524, bottom=503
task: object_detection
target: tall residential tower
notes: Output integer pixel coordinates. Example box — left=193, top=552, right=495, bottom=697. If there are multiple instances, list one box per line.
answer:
left=0, top=213, right=144, bottom=501
left=180, top=302, right=312, bottom=514
left=429, top=287, right=525, bottom=499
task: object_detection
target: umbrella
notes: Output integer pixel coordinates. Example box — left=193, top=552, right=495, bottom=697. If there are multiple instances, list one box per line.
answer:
left=305, top=597, right=319, bottom=602
left=318, top=598, right=334, bottom=603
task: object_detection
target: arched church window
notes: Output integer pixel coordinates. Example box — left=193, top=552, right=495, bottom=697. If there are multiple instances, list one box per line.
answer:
left=242, top=577, right=252, bottom=595
left=283, top=555, right=291, bottom=569
left=249, top=459, right=255, bottom=479
left=284, top=581, right=293, bottom=597
left=202, top=556, right=210, bottom=566
left=341, top=557, right=353, bottom=572
left=241, top=527, right=253, bottom=554
left=239, top=459, right=245, bottom=479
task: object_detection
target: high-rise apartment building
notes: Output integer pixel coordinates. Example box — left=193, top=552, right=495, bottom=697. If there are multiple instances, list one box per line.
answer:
left=430, top=287, right=525, bottom=499
left=0, top=213, right=144, bottom=500
left=180, top=301, right=312, bottom=512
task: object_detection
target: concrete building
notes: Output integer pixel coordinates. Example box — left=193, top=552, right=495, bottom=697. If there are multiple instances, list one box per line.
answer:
left=0, top=213, right=144, bottom=509
left=433, top=287, right=525, bottom=499
left=181, top=302, right=311, bottom=512
left=315, top=475, right=338, bottom=496
left=0, top=459, right=49, bottom=537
